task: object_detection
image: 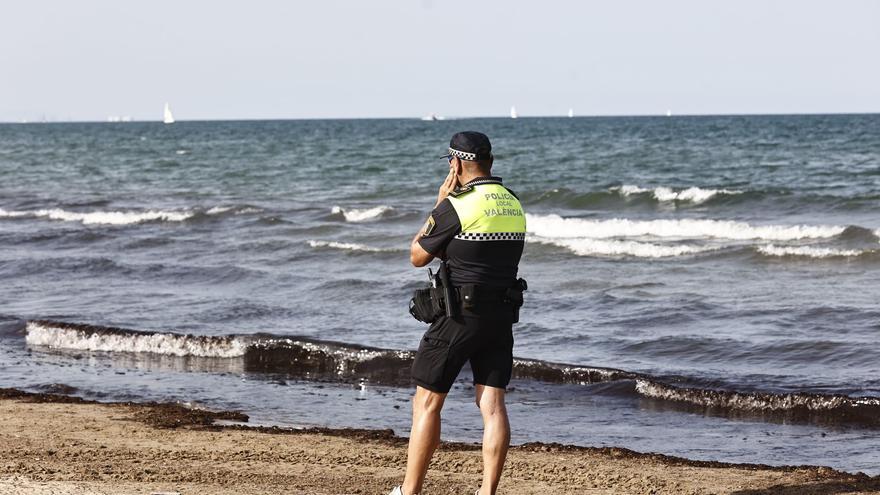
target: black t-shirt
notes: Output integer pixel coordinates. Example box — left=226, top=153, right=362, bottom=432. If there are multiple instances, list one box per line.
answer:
left=418, top=191, right=524, bottom=289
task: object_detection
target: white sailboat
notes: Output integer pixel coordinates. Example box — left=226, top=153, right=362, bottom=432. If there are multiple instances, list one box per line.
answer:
left=510, top=106, right=518, bottom=119
left=666, top=109, right=672, bottom=117
left=163, top=103, right=175, bottom=124
left=568, top=108, right=574, bottom=118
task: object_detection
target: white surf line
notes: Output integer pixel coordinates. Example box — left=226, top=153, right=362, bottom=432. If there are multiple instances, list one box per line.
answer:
left=25, top=321, right=247, bottom=358
left=330, top=205, right=393, bottom=222
left=527, top=214, right=846, bottom=241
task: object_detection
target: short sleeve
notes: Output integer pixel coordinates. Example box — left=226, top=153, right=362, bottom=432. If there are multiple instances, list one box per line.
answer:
left=417, top=199, right=461, bottom=256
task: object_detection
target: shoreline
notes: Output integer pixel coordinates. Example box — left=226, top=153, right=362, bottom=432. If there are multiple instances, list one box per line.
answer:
left=1, top=388, right=878, bottom=494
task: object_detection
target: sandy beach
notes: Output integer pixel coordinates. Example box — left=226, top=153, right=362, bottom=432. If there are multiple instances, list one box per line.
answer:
left=0, top=389, right=876, bottom=495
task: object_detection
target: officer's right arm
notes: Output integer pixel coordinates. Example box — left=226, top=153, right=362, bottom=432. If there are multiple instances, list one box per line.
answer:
left=410, top=236, right=434, bottom=267
left=411, top=199, right=460, bottom=267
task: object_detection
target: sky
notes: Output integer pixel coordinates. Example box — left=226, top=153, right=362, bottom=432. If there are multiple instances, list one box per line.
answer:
left=2, top=0, right=878, bottom=122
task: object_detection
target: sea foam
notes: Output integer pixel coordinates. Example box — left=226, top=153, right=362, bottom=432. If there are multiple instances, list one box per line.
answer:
left=0, top=206, right=257, bottom=225
left=307, top=240, right=398, bottom=253
left=331, top=205, right=393, bottom=222
left=25, top=321, right=247, bottom=358
left=614, top=185, right=742, bottom=204
left=758, top=244, right=865, bottom=259
left=634, top=378, right=880, bottom=414
left=527, top=214, right=845, bottom=241
left=0, top=208, right=193, bottom=225
left=531, top=237, right=716, bottom=258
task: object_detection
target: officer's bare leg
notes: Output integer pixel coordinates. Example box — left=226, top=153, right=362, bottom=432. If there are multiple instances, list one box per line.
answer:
left=402, top=386, right=447, bottom=495
left=475, top=384, right=510, bottom=495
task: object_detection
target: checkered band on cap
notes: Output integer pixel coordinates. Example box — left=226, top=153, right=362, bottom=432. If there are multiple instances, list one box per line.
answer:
left=448, top=147, right=477, bottom=161
left=454, top=232, right=526, bottom=241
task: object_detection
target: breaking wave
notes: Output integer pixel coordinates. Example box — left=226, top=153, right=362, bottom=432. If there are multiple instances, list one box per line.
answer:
left=307, top=240, right=401, bottom=253
left=330, top=205, right=394, bottom=222
left=613, top=185, right=743, bottom=204
left=23, top=319, right=880, bottom=427
left=26, top=321, right=247, bottom=358
left=527, top=214, right=846, bottom=241
left=757, top=244, right=871, bottom=259
left=634, top=380, right=880, bottom=424
left=525, top=214, right=864, bottom=259
left=530, top=237, right=717, bottom=258
left=0, top=205, right=260, bottom=226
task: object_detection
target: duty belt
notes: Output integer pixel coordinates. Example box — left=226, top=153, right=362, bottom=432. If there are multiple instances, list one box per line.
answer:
left=456, top=280, right=527, bottom=316
left=408, top=261, right=527, bottom=324
left=455, top=285, right=509, bottom=304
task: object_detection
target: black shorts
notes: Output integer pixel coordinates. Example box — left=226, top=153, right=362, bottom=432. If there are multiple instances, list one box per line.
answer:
left=411, top=311, right=514, bottom=394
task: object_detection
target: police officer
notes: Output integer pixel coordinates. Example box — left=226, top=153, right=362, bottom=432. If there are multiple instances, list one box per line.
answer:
left=389, top=132, right=527, bottom=495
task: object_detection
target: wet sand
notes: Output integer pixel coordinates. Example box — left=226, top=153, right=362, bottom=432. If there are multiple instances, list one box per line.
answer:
left=0, top=389, right=877, bottom=494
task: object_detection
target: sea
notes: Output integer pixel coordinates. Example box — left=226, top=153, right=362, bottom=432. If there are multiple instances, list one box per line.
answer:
left=1, top=115, right=879, bottom=474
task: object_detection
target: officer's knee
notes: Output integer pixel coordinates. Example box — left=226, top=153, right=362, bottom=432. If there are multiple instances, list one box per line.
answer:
left=412, top=387, right=446, bottom=415
left=476, top=386, right=506, bottom=416
left=479, top=401, right=504, bottom=417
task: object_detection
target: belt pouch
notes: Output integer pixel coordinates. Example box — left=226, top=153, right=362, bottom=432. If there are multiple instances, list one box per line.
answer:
left=459, top=285, right=477, bottom=310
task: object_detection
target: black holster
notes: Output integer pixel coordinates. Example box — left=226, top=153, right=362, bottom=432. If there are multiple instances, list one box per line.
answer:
left=409, top=262, right=456, bottom=323
left=409, top=287, right=445, bottom=323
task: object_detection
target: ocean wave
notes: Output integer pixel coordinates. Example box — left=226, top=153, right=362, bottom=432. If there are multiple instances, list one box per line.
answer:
left=0, top=318, right=26, bottom=337
left=529, top=187, right=880, bottom=216
left=0, top=207, right=191, bottom=224
left=307, top=240, right=400, bottom=253
left=205, top=206, right=263, bottom=215
left=511, top=358, right=634, bottom=383
left=634, top=379, right=880, bottom=424
left=530, top=237, right=717, bottom=258
left=246, top=337, right=413, bottom=380
left=613, top=185, right=742, bottom=204
left=527, top=214, right=846, bottom=241
left=25, top=321, right=247, bottom=358
left=0, top=205, right=260, bottom=226
left=23, top=319, right=880, bottom=427
left=330, top=205, right=393, bottom=222
left=757, top=244, right=868, bottom=259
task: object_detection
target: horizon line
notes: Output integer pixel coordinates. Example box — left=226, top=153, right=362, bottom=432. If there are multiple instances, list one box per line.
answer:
left=2, top=110, right=879, bottom=125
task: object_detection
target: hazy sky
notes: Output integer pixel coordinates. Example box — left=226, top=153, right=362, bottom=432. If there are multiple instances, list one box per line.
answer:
left=2, top=1, right=878, bottom=121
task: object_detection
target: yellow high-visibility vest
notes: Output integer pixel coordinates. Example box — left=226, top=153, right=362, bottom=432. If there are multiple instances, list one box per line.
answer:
left=447, top=182, right=526, bottom=239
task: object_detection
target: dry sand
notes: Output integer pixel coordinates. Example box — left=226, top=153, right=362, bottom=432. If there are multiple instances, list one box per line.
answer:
left=0, top=389, right=877, bottom=495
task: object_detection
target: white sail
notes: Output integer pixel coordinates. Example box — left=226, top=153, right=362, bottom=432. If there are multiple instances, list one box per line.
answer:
left=163, top=103, right=175, bottom=124
left=666, top=109, right=672, bottom=117
left=510, top=106, right=518, bottom=119
left=568, top=108, right=574, bottom=118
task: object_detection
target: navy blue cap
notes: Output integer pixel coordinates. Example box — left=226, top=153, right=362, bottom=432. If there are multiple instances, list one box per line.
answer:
left=442, top=131, right=493, bottom=161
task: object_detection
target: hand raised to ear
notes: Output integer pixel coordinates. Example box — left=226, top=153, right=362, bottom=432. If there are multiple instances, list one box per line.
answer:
left=436, top=168, right=459, bottom=206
